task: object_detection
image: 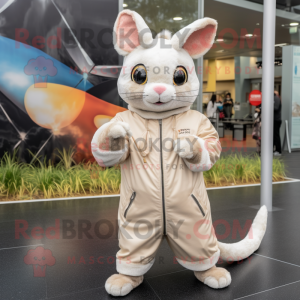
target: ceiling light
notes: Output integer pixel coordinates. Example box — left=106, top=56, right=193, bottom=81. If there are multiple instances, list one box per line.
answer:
left=216, top=50, right=225, bottom=53
left=123, top=3, right=128, bottom=7
left=256, top=23, right=260, bottom=25
left=216, top=39, right=224, bottom=42
left=245, top=34, right=253, bottom=37
left=290, top=22, right=299, bottom=26
left=173, top=17, right=183, bottom=21
left=275, top=43, right=287, bottom=47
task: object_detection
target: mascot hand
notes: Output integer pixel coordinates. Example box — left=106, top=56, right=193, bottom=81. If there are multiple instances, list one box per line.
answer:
left=108, top=121, right=132, bottom=139
left=173, top=136, right=200, bottom=159
left=99, top=121, right=132, bottom=152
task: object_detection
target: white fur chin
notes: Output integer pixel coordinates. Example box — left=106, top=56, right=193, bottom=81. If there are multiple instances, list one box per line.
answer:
left=218, top=206, right=268, bottom=261
left=105, top=282, right=134, bottom=297
left=128, top=105, right=191, bottom=120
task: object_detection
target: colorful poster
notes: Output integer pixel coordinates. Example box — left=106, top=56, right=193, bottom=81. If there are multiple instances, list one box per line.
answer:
left=291, top=46, right=300, bottom=149
left=0, top=0, right=126, bottom=163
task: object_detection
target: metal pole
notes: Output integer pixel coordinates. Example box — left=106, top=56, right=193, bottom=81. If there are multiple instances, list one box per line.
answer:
left=118, top=0, right=124, bottom=66
left=118, top=0, right=124, bottom=107
left=197, top=0, right=204, bottom=113
left=216, top=112, right=219, bottom=135
left=261, top=0, right=276, bottom=211
left=285, top=120, right=292, bottom=153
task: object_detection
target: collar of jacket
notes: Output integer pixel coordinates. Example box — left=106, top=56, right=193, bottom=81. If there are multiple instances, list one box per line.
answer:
left=128, top=105, right=191, bottom=120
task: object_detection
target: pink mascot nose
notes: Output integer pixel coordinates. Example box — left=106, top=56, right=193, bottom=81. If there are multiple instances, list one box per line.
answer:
left=153, top=86, right=166, bottom=95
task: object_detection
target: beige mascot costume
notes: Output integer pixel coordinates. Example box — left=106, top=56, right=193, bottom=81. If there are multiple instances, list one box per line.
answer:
left=92, top=10, right=268, bottom=297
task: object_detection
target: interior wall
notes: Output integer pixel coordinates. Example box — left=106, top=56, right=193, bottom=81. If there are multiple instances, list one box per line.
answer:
left=203, top=58, right=236, bottom=101
left=202, top=81, right=235, bottom=100
left=203, top=59, right=235, bottom=82
left=234, top=56, right=253, bottom=118
left=203, top=57, right=264, bottom=109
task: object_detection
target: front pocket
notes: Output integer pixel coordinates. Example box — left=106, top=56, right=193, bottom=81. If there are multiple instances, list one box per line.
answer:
left=124, top=191, right=136, bottom=218
left=191, top=194, right=206, bottom=217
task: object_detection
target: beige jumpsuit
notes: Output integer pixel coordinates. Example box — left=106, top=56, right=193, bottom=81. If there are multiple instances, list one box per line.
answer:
left=92, top=109, right=222, bottom=276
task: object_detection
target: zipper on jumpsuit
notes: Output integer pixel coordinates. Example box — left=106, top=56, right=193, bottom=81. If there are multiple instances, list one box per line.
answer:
left=124, top=192, right=136, bottom=218
left=191, top=194, right=205, bottom=217
left=159, top=119, right=167, bottom=235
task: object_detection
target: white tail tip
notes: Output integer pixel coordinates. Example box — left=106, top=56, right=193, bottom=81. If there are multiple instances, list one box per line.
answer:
left=218, top=206, right=268, bottom=261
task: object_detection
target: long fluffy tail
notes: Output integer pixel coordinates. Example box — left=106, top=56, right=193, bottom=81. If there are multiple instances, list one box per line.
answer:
left=218, top=206, right=268, bottom=261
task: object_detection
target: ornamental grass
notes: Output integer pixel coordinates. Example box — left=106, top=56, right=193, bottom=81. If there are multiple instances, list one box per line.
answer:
left=0, top=150, right=286, bottom=201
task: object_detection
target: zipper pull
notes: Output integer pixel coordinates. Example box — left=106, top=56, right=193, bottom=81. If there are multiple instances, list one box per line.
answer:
left=130, top=192, right=136, bottom=201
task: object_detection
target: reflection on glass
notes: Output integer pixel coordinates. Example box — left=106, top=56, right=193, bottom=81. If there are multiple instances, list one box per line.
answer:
left=124, top=0, right=198, bottom=36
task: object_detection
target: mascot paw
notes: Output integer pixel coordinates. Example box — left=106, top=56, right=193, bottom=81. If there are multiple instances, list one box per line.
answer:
left=195, top=266, right=231, bottom=289
left=108, top=121, right=132, bottom=139
left=105, top=274, right=143, bottom=297
left=173, top=138, right=194, bottom=159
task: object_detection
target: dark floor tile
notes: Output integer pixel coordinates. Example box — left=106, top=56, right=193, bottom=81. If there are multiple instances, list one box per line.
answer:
left=145, top=238, right=185, bottom=278
left=0, top=197, right=120, bottom=249
left=0, top=150, right=299, bottom=299
left=235, top=280, right=300, bottom=300
left=48, top=282, right=159, bottom=300
left=44, top=240, right=118, bottom=298
left=0, top=218, right=48, bottom=249
left=207, top=182, right=300, bottom=266
left=146, top=255, right=300, bottom=300
left=0, top=245, right=47, bottom=274
left=0, top=197, right=120, bottom=223
left=254, top=207, right=300, bottom=266
left=0, top=265, right=46, bottom=299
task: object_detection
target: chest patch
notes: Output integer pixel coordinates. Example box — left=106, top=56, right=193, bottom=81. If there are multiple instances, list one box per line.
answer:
left=178, top=129, right=191, bottom=135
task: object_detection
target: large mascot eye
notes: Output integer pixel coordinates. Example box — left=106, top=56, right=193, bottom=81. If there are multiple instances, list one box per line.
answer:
left=173, top=66, right=188, bottom=86
left=131, top=65, right=147, bottom=85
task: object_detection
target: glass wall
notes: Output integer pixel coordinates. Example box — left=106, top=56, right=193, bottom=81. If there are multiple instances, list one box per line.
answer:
left=121, top=0, right=300, bottom=145
left=202, top=0, right=264, bottom=119
left=123, top=0, right=198, bottom=36
left=122, top=0, right=300, bottom=119
left=203, top=0, right=300, bottom=119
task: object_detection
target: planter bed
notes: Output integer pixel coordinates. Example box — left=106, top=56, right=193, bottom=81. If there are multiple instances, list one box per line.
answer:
left=0, top=152, right=287, bottom=202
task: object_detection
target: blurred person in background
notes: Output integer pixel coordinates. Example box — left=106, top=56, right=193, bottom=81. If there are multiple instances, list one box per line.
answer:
left=217, top=95, right=225, bottom=120
left=274, top=90, right=281, bottom=100
left=223, top=93, right=233, bottom=129
left=223, top=93, right=233, bottom=119
left=207, top=94, right=218, bottom=118
left=217, top=95, right=223, bottom=104
left=252, top=105, right=262, bottom=155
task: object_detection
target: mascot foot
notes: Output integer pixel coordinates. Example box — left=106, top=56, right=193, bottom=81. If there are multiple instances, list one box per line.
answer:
left=105, top=274, right=143, bottom=296
left=194, top=266, right=231, bottom=289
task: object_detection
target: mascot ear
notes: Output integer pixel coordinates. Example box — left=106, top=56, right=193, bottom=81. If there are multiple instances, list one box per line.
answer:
left=113, top=9, right=153, bottom=56
left=171, top=18, right=217, bottom=59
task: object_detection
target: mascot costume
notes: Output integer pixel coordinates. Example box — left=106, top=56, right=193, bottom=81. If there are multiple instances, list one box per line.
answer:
left=92, top=10, right=268, bottom=297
